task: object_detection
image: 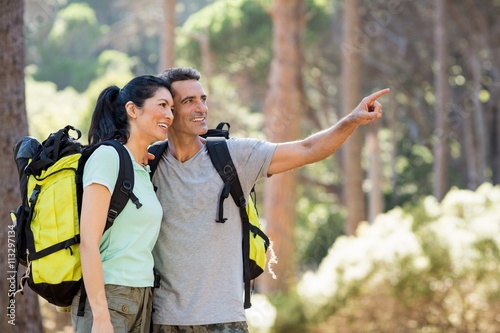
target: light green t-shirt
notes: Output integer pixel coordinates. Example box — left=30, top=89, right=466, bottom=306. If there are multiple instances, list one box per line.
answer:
left=83, top=144, right=162, bottom=287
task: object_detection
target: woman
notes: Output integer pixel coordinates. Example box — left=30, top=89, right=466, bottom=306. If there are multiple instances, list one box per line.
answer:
left=71, top=75, right=173, bottom=333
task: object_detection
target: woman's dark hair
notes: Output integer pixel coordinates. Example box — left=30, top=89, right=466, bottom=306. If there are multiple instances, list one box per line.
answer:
left=88, top=75, right=170, bottom=145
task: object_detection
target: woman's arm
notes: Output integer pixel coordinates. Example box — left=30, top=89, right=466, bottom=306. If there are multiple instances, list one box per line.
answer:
left=79, top=183, right=114, bottom=333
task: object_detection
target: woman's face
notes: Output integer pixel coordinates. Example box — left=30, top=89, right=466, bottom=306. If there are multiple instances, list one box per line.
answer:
left=132, top=87, right=174, bottom=143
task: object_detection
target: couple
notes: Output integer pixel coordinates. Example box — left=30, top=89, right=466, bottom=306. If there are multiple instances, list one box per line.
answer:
left=71, top=67, right=389, bottom=333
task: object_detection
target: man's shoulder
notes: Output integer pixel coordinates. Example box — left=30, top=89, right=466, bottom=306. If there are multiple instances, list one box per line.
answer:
left=225, top=137, right=277, bottom=165
left=226, top=137, right=264, bottom=154
left=226, top=137, right=266, bottom=148
left=227, top=136, right=261, bottom=143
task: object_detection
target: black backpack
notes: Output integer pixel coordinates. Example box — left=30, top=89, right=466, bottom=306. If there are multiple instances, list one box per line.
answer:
left=148, top=122, right=273, bottom=309
left=10, top=125, right=141, bottom=314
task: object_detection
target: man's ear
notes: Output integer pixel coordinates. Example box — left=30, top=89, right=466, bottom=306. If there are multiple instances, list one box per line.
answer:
left=125, top=101, right=137, bottom=119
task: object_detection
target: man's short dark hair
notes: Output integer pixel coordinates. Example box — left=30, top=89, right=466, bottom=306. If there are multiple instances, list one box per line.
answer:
left=159, top=67, right=201, bottom=84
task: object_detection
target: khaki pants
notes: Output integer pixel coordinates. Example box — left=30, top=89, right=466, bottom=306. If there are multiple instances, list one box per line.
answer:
left=71, top=284, right=153, bottom=333
left=151, top=321, right=248, bottom=333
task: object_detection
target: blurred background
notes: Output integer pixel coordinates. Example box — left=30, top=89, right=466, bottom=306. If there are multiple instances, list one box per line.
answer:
left=1, top=0, right=499, bottom=332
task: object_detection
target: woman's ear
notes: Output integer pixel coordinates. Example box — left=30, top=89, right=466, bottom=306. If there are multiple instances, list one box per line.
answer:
left=125, top=101, right=137, bottom=119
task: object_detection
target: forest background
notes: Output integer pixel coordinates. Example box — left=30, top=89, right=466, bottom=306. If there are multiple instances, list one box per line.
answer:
left=1, top=0, right=499, bottom=332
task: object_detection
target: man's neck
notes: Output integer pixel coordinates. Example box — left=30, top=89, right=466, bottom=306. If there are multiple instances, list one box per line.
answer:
left=167, top=133, right=205, bottom=163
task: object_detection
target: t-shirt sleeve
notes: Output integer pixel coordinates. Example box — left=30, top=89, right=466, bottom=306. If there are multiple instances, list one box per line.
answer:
left=83, top=145, right=120, bottom=194
left=228, top=138, right=277, bottom=194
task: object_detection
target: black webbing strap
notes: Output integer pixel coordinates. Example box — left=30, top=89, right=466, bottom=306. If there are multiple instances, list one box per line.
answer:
left=75, top=140, right=140, bottom=316
left=28, top=235, right=80, bottom=260
left=249, top=224, right=269, bottom=250
left=26, top=126, right=82, bottom=176
left=74, top=140, right=139, bottom=317
left=203, top=122, right=230, bottom=139
left=99, top=140, right=142, bottom=230
left=206, top=139, right=234, bottom=223
left=205, top=137, right=253, bottom=309
left=77, top=279, right=87, bottom=317
left=148, top=141, right=168, bottom=179
left=148, top=122, right=230, bottom=179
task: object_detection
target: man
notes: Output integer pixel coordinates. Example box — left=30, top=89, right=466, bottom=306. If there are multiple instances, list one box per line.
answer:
left=151, top=67, right=389, bottom=333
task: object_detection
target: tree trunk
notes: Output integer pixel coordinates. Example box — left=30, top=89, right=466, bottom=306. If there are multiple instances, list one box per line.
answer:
left=367, top=121, right=383, bottom=223
left=432, top=0, right=450, bottom=200
left=262, top=0, right=305, bottom=293
left=490, top=48, right=500, bottom=184
left=159, top=0, right=176, bottom=71
left=450, top=0, right=498, bottom=186
left=495, top=101, right=500, bottom=184
left=469, top=47, right=487, bottom=187
left=389, top=94, right=398, bottom=207
left=491, top=44, right=500, bottom=184
left=341, top=0, right=365, bottom=235
left=461, top=95, right=479, bottom=190
left=197, top=30, right=213, bottom=95
left=0, top=0, right=43, bottom=332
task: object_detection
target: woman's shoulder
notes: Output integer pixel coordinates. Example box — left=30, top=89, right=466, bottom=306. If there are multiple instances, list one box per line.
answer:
left=84, top=143, right=121, bottom=174
left=89, top=143, right=121, bottom=160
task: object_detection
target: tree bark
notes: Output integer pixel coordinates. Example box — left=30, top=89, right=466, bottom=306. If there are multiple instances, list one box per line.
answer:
left=341, top=0, right=365, bottom=235
left=262, top=0, right=305, bottom=293
left=490, top=47, right=500, bottom=184
left=367, top=121, right=383, bottom=223
left=491, top=36, right=500, bottom=184
left=495, top=99, right=500, bottom=184
left=0, top=0, right=43, bottom=332
left=197, top=30, right=213, bottom=95
left=432, top=0, right=450, bottom=200
left=450, top=0, right=499, bottom=186
left=159, top=0, right=176, bottom=71
left=461, top=94, right=480, bottom=189
left=468, top=44, right=487, bottom=188
left=389, top=93, right=398, bottom=207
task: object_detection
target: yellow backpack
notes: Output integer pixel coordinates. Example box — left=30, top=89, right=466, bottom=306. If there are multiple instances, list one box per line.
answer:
left=10, top=126, right=141, bottom=311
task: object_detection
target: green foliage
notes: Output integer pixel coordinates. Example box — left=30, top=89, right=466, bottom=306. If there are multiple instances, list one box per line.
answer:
left=269, top=291, right=308, bottom=333
left=80, top=50, right=136, bottom=137
left=300, top=211, right=345, bottom=270
left=25, top=74, right=89, bottom=140
left=177, top=0, right=272, bottom=80
left=32, top=3, right=108, bottom=92
left=177, top=0, right=337, bottom=85
left=292, top=154, right=345, bottom=271
left=297, top=183, right=500, bottom=332
left=387, top=134, right=434, bottom=210
left=203, top=74, right=265, bottom=138
left=304, top=0, right=336, bottom=46
left=26, top=49, right=134, bottom=143
left=296, top=194, right=345, bottom=271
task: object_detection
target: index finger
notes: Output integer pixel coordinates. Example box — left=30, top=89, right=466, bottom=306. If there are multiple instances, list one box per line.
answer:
left=367, top=88, right=391, bottom=102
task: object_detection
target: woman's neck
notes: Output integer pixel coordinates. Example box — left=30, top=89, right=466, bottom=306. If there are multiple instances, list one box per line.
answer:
left=124, top=138, right=150, bottom=165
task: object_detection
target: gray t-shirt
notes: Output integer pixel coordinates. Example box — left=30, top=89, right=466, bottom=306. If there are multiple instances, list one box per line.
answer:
left=152, top=137, right=277, bottom=325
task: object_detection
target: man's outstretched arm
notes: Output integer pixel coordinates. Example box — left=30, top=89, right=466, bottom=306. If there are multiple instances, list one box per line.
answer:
left=268, top=88, right=390, bottom=175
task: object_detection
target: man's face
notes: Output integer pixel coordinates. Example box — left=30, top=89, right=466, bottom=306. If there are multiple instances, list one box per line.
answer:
left=170, top=79, right=208, bottom=137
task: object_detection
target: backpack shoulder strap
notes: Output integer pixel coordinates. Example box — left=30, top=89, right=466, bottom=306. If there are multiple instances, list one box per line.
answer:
left=148, top=141, right=168, bottom=179
left=78, top=140, right=142, bottom=232
left=100, top=140, right=142, bottom=231
left=205, top=138, right=246, bottom=215
left=76, top=140, right=139, bottom=317
left=205, top=137, right=253, bottom=309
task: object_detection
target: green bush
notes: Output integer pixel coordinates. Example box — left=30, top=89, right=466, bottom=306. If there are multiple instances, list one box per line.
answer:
left=298, top=183, right=500, bottom=332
